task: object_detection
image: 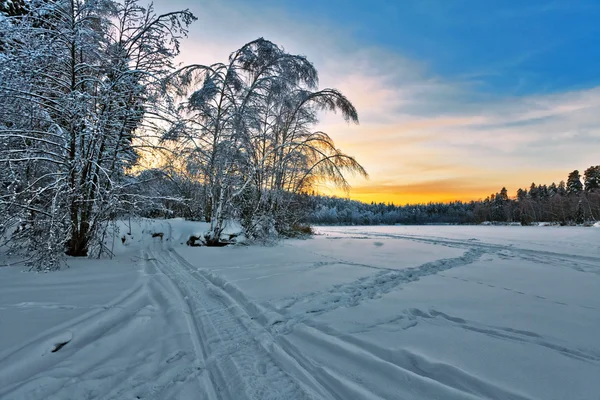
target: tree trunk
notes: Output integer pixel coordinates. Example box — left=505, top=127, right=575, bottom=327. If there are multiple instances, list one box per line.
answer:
left=66, top=219, right=89, bottom=256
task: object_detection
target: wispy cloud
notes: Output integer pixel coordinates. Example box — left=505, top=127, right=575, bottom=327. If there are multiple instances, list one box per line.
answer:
left=159, top=0, right=600, bottom=203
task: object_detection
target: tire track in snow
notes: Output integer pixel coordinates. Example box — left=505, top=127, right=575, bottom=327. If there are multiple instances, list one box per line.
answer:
left=149, top=244, right=327, bottom=400
left=128, top=249, right=218, bottom=400
left=170, top=248, right=536, bottom=400
left=168, top=248, right=375, bottom=400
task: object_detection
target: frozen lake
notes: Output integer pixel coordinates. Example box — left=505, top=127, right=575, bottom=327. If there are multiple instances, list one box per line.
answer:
left=1, top=222, right=599, bottom=399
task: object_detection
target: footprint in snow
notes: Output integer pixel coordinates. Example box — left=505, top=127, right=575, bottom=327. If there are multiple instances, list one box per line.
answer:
left=166, top=350, right=186, bottom=364
left=47, top=331, right=73, bottom=354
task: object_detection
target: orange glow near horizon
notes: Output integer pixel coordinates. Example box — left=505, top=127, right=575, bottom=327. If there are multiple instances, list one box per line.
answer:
left=323, top=183, right=500, bottom=205
left=170, top=23, right=600, bottom=207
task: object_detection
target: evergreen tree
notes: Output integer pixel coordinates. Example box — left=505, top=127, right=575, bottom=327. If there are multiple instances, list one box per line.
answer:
left=529, top=183, right=538, bottom=199
left=584, top=165, right=600, bottom=192
left=566, top=170, right=583, bottom=195
left=499, top=187, right=509, bottom=201
left=557, top=180, right=567, bottom=196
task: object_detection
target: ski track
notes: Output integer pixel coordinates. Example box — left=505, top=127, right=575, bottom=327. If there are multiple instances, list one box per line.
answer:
left=3, top=223, right=599, bottom=400
left=0, top=279, right=149, bottom=398
left=383, top=307, right=600, bottom=363
left=437, top=273, right=600, bottom=312
left=147, top=243, right=326, bottom=400
left=167, top=227, right=599, bottom=400
left=170, top=245, right=536, bottom=400
left=0, top=248, right=213, bottom=400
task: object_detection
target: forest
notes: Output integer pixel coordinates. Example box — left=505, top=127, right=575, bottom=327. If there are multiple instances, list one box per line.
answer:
left=0, top=0, right=365, bottom=270
left=307, top=166, right=600, bottom=226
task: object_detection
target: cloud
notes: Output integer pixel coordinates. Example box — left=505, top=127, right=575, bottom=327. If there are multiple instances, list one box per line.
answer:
left=156, top=0, right=600, bottom=203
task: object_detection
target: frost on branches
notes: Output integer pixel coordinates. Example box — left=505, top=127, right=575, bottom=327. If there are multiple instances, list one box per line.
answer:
left=0, top=0, right=195, bottom=270
left=162, top=39, right=367, bottom=243
left=1, top=4, right=366, bottom=267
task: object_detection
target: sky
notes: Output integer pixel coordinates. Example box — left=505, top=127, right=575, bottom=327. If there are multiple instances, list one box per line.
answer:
left=155, top=0, right=600, bottom=204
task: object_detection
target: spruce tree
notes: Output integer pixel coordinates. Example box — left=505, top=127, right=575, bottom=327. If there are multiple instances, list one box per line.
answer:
left=566, top=170, right=583, bottom=195
left=584, top=165, right=600, bottom=192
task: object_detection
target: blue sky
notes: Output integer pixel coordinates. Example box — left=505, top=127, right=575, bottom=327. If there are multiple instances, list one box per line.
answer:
left=157, top=0, right=600, bottom=203
left=257, top=0, right=600, bottom=96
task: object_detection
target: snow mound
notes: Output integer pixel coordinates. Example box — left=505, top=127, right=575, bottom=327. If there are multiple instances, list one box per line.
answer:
left=106, top=218, right=244, bottom=254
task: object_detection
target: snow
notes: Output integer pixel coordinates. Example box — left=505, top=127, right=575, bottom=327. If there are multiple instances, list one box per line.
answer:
left=1, top=222, right=599, bottom=399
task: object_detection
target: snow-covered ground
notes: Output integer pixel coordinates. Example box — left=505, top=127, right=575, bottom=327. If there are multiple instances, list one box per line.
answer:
left=1, top=222, right=599, bottom=399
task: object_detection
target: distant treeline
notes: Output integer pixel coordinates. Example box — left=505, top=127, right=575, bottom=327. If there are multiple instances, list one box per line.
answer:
left=306, top=166, right=600, bottom=226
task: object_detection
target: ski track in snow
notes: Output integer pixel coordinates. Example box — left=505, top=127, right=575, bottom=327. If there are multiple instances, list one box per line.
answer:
left=2, top=222, right=599, bottom=399
left=0, top=253, right=211, bottom=399
left=145, top=245, right=325, bottom=400
left=172, top=227, right=599, bottom=399
left=323, top=230, right=600, bottom=276
left=170, top=243, right=536, bottom=400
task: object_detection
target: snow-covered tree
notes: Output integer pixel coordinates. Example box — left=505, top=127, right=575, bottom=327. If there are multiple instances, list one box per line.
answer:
left=0, top=0, right=195, bottom=269
left=566, top=170, right=583, bottom=195
left=584, top=165, right=600, bottom=192
left=0, top=0, right=27, bottom=17
left=164, top=38, right=366, bottom=242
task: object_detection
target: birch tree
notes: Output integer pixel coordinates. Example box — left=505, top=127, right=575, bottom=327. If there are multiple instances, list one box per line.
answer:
left=0, top=0, right=195, bottom=269
left=165, top=38, right=367, bottom=242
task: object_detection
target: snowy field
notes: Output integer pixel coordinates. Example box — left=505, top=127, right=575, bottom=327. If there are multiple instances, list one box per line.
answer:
left=1, top=222, right=599, bottom=400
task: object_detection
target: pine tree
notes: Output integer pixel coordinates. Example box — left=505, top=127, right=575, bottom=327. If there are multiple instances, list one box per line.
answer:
left=499, top=187, right=509, bottom=201
left=566, top=170, right=583, bottom=195
left=584, top=165, right=600, bottom=192
left=557, top=181, right=567, bottom=196
left=529, top=183, right=539, bottom=199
